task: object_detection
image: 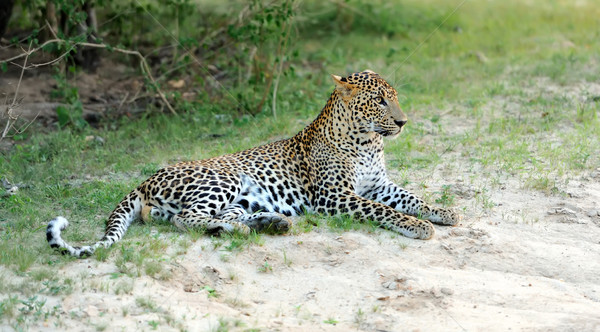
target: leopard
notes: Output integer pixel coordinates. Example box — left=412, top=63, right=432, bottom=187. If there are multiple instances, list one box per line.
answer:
left=47, top=70, right=460, bottom=257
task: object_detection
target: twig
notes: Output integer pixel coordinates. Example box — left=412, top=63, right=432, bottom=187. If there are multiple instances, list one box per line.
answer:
left=0, top=26, right=47, bottom=51
left=271, top=19, right=292, bottom=119
left=10, top=45, right=28, bottom=106
left=0, top=39, right=177, bottom=115
left=13, top=112, right=39, bottom=136
left=1, top=110, right=13, bottom=140
left=128, top=85, right=144, bottom=104
left=271, top=64, right=282, bottom=119
left=156, top=60, right=193, bottom=83
left=45, top=20, right=59, bottom=40
left=255, top=72, right=275, bottom=115
left=1, top=39, right=68, bottom=66
left=117, top=92, right=129, bottom=113
left=1, top=42, right=33, bottom=140
left=245, top=46, right=257, bottom=83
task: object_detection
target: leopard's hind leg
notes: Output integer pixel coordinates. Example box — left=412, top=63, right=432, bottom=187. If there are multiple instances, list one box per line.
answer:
left=171, top=208, right=251, bottom=234
left=141, top=205, right=171, bottom=223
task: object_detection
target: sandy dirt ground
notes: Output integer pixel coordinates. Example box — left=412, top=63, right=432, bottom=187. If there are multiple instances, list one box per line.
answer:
left=13, top=162, right=599, bottom=332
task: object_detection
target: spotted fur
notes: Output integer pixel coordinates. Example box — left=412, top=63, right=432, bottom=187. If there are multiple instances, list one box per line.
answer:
left=47, top=70, right=460, bottom=257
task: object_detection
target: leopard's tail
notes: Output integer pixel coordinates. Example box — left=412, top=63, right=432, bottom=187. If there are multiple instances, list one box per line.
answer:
left=47, top=190, right=143, bottom=258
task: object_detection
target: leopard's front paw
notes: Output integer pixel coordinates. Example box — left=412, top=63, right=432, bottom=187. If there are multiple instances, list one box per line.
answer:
left=387, top=217, right=435, bottom=240
left=415, top=219, right=435, bottom=240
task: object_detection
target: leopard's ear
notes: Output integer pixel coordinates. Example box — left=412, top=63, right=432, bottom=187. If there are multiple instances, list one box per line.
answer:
left=362, top=69, right=381, bottom=77
left=331, top=74, right=352, bottom=96
left=331, top=74, right=347, bottom=85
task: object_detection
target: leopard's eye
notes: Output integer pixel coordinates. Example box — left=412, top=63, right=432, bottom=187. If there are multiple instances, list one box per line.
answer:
left=375, top=96, right=386, bottom=106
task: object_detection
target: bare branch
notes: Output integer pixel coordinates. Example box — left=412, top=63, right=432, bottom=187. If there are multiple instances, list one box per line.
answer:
left=271, top=18, right=292, bottom=119
left=1, top=42, right=33, bottom=140
left=0, top=39, right=177, bottom=115
left=11, top=42, right=30, bottom=106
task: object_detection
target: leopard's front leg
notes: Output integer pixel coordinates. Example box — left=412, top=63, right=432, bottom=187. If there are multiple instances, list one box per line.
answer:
left=315, top=191, right=435, bottom=240
left=362, top=180, right=460, bottom=226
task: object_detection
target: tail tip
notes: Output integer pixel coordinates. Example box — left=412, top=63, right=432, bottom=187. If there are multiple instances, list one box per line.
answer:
left=49, top=216, right=69, bottom=229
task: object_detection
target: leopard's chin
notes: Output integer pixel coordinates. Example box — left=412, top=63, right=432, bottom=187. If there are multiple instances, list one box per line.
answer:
left=385, top=132, right=401, bottom=140
left=382, top=127, right=402, bottom=139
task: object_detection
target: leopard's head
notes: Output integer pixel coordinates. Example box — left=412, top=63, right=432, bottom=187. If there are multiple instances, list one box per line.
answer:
left=331, top=70, right=407, bottom=138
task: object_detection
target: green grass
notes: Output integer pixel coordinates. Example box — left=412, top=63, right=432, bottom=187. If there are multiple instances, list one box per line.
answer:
left=1, top=0, right=599, bottom=328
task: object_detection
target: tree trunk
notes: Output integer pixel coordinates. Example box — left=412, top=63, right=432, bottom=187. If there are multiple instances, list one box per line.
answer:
left=0, top=0, right=14, bottom=39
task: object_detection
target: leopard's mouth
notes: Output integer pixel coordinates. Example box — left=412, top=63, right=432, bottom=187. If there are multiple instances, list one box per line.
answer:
left=378, top=126, right=402, bottom=138
left=385, top=129, right=402, bottom=139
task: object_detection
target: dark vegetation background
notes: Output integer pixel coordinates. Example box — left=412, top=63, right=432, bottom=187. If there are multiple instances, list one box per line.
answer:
left=1, top=0, right=450, bottom=129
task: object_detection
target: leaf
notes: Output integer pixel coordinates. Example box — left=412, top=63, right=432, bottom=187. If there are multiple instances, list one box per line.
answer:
left=56, top=106, right=70, bottom=127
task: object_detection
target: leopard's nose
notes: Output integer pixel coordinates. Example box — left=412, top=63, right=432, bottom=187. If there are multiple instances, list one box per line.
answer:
left=394, top=120, right=407, bottom=128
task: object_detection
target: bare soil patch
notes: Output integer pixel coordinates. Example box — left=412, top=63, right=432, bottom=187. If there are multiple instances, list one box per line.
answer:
left=8, top=188, right=599, bottom=331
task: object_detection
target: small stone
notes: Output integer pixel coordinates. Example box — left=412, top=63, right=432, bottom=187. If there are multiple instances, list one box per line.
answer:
left=441, top=287, right=454, bottom=296
left=382, top=281, right=398, bottom=290
left=441, top=243, right=453, bottom=251
left=85, top=305, right=99, bottom=317
left=559, top=216, right=586, bottom=224
left=374, top=318, right=391, bottom=331
left=85, top=135, right=105, bottom=144
left=168, top=79, right=185, bottom=88
left=183, top=284, right=199, bottom=293
left=430, top=288, right=443, bottom=298
left=587, top=210, right=599, bottom=218
left=474, top=51, right=488, bottom=63
left=203, top=265, right=220, bottom=275
left=548, top=207, right=577, bottom=217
